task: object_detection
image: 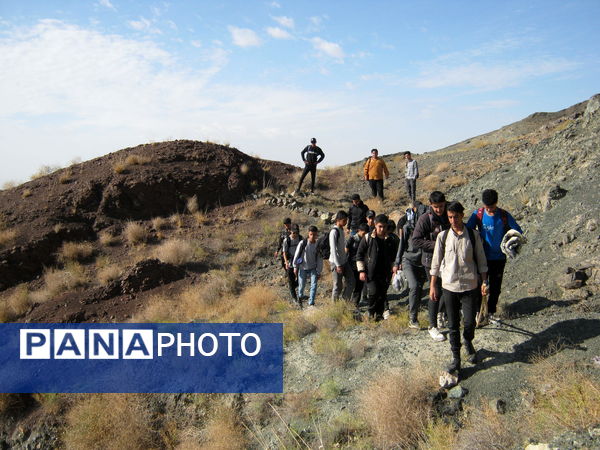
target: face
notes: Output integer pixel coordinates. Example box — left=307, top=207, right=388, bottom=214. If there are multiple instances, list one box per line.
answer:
left=430, top=201, right=446, bottom=216
left=374, top=222, right=386, bottom=237
left=367, top=217, right=374, bottom=226
left=290, top=230, right=298, bottom=239
left=338, top=217, right=348, bottom=227
left=358, top=230, right=366, bottom=238
left=404, top=153, right=410, bottom=160
left=447, top=211, right=464, bottom=227
left=308, top=231, right=318, bottom=242
left=352, top=199, right=359, bottom=206
left=484, top=203, right=498, bottom=215
left=371, top=151, right=378, bottom=158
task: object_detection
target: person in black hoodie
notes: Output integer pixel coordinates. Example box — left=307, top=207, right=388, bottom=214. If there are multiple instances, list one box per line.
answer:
left=356, top=214, right=396, bottom=321
left=346, top=223, right=369, bottom=307
left=411, top=191, right=450, bottom=342
left=295, top=137, right=325, bottom=194
left=347, top=194, right=369, bottom=236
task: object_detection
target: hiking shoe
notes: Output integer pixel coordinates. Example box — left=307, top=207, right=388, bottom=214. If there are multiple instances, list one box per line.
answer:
left=465, top=342, right=477, bottom=364
left=489, top=314, right=500, bottom=324
left=428, top=327, right=446, bottom=342
left=446, top=358, right=461, bottom=374
left=408, top=320, right=420, bottom=329
left=383, top=309, right=390, bottom=320
left=437, top=312, right=447, bottom=329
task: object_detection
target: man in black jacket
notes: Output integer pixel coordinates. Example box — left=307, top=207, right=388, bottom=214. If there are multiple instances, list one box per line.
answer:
left=356, top=214, right=396, bottom=321
left=411, top=191, right=450, bottom=342
left=295, top=137, right=325, bottom=194
left=347, top=194, right=369, bottom=235
left=346, top=223, right=369, bottom=307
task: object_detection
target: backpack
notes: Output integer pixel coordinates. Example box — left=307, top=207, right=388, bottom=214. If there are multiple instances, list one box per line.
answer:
left=403, top=203, right=427, bottom=252
left=474, top=207, right=510, bottom=235
left=317, top=228, right=339, bottom=260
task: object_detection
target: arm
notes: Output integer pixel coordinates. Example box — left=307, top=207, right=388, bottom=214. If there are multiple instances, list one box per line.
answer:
left=507, top=212, right=523, bottom=234
left=356, top=236, right=367, bottom=273
left=414, top=160, right=419, bottom=178
left=363, top=160, right=370, bottom=180
left=300, top=146, right=308, bottom=163
left=429, top=234, right=444, bottom=302
left=393, top=230, right=405, bottom=271
left=411, top=215, right=435, bottom=252
left=466, top=211, right=478, bottom=230
left=282, top=239, right=290, bottom=266
left=383, top=161, right=389, bottom=179
left=292, top=242, right=302, bottom=270
left=316, top=148, right=325, bottom=164
left=317, top=255, right=323, bottom=276
left=330, top=229, right=342, bottom=269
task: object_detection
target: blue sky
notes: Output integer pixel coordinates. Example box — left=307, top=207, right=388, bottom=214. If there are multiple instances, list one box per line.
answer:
left=1, top=0, right=599, bottom=185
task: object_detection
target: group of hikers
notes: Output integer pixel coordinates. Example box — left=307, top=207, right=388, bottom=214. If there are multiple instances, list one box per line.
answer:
left=277, top=143, right=524, bottom=374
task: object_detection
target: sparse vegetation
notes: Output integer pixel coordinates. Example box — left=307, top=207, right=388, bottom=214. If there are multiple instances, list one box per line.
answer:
left=154, top=239, right=194, bottom=265
left=422, top=174, right=441, bottom=192
left=199, top=405, right=248, bottom=449
left=0, top=285, right=32, bottom=322
left=434, top=162, right=450, bottom=173
left=2, top=181, right=17, bottom=190
left=151, top=216, right=170, bottom=230
left=58, top=241, right=95, bottom=263
left=21, top=188, right=32, bottom=198
left=59, top=169, right=73, bottom=184
left=186, top=195, right=199, bottom=214
left=446, top=175, right=468, bottom=187
left=312, top=329, right=352, bottom=367
left=31, top=264, right=89, bottom=303
left=113, top=154, right=151, bottom=174
left=0, top=228, right=17, bottom=249
left=124, top=222, right=149, bottom=245
left=97, top=265, right=122, bottom=285
left=30, top=165, right=61, bottom=180
left=98, top=230, right=120, bottom=246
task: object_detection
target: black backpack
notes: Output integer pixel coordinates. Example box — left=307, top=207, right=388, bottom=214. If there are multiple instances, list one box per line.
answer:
left=317, top=228, right=339, bottom=260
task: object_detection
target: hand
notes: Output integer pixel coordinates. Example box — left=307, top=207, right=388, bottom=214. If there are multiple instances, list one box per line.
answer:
left=294, top=269, right=298, bottom=278
left=274, top=251, right=279, bottom=258
left=481, top=282, right=489, bottom=296
left=359, top=272, right=367, bottom=282
left=364, top=176, right=368, bottom=181
left=336, top=266, right=343, bottom=274
left=399, top=264, right=403, bottom=271
left=430, top=285, right=439, bottom=302
left=285, top=261, right=290, bottom=270
left=392, top=266, right=398, bottom=274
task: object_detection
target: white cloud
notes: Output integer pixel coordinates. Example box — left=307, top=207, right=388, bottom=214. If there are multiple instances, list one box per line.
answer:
left=266, top=27, right=292, bottom=40
left=228, top=26, right=262, bottom=48
left=128, top=16, right=162, bottom=34
left=190, top=40, right=202, bottom=48
left=415, top=59, right=577, bottom=90
left=272, top=15, right=294, bottom=29
left=310, top=37, right=345, bottom=61
left=269, top=1, right=281, bottom=8
left=98, top=0, right=116, bottom=11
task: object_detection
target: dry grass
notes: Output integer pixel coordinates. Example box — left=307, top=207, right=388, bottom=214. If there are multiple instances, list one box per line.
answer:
left=170, top=213, right=185, bottom=228
left=446, top=175, right=468, bottom=188
left=454, top=402, right=520, bottom=450
left=312, top=329, right=352, bottom=367
left=97, top=265, right=122, bottom=285
left=311, top=299, right=356, bottom=331
left=124, top=222, right=149, bottom=245
left=321, top=411, right=371, bottom=448
left=186, top=195, right=199, bottom=214
left=30, top=165, right=60, bottom=180
left=193, top=211, right=208, bottom=226
left=421, top=174, right=441, bottom=193
left=422, top=420, right=458, bottom=450
left=0, top=285, right=32, bottom=322
left=198, top=405, right=248, bottom=450
left=31, top=264, right=89, bottom=303
left=151, top=216, right=170, bottom=230
left=239, top=201, right=263, bottom=221
left=21, top=189, right=32, bottom=198
left=64, top=394, right=158, bottom=450
left=0, top=394, right=28, bottom=416
left=282, top=311, right=317, bottom=343
left=98, top=230, right=120, bottom=246
left=0, top=228, right=17, bottom=248
left=154, top=239, right=194, bottom=265
left=2, top=181, right=17, bottom=190
left=359, top=367, right=438, bottom=448
left=125, top=154, right=151, bottom=166
left=59, top=170, right=73, bottom=184
left=224, top=286, right=285, bottom=322
left=58, top=241, right=95, bottom=263
left=434, top=162, right=450, bottom=173
left=113, top=161, right=128, bottom=174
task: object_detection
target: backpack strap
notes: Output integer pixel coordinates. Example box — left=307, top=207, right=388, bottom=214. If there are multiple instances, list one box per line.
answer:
left=475, top=207, right=484, bottom=231
left=498, top=208, right=510, bottom=235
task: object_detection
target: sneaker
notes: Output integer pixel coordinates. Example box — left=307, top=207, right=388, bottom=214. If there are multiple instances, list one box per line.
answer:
left=428, top=327, right=446, bottom=342
left=408, top=320, right=420, bottom=329
left=489, top=314, right=500, bottom=324
left=437, top=312, right=447, bottom=329
left=465, top=341, right=477, bottom=364
left=383, top=309, right=390, bottom=320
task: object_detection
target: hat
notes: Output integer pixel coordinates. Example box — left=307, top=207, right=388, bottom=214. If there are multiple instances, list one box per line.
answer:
left=366, top=210, right=375, bottom=218
left=351, top=193, right=361, bottom=201
left=310, top=137, right=317, bottom=144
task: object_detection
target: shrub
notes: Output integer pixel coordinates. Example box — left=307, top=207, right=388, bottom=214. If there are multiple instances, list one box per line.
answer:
left=31, top=264, right=88, bottom=302
left=454, top=402, right=520, bottom=450
left=186, top=195, right=199, bottom=214
left=2, top=181, right=17, bottom=190
left=199, top=405, right=248, bottom=450
left=311, top=299, right=356, bottom=331
left=422, top=174, right=441, bottom=192
left=113, top=161, right=128, bottom=174
left=151, top=216, right=170, bottom=231
left=98, top=230, right=120, bottom=247
left=58, top=241, right=95, bottom=263
left=0, top=285, right=30, bottom=322
left=359, top=367, right=437, bottom=448
left=124, top=222, right=149, bottom=245
left=170, top=213, right=184, bottom=228
left=446, top=175, right=467, bottom=188
left=30, top=165, right=60, bottom=180
left=224, top=286, right=284, bottom=323
left=312, top=329, right=352, bottom=367
left=97, top=265, right=122, bottom=285
left=282, top=311, right=317, bottom=343
left=132, top=294, right=177, bottom=323
left=21, top=189, right=32, bottom=198
left=59, top=170, right=73, bottom=184
left=434, top=162, right=450, bottom=173
left=321, top=411, right=370, bottom=448
left=64, top=394, right=158, bottom=449
left=155, top=239, right=194, bottom=265
left=125, top=154, right=151, bottom=166
left=0, top=229, right=17, bottom=249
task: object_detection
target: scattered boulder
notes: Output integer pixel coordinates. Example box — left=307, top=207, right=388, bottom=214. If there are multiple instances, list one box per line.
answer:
left=447, top=385, right=468, bottom=399
left=488, top=398, right=507, bottom=414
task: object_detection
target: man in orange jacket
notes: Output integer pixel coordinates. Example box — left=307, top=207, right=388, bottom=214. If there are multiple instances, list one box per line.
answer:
left=363, top=149, right=390, bottom=200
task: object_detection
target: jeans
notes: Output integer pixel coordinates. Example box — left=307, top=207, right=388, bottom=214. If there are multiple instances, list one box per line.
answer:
left=405, top=178, right=417, bottom=202
left=298, top=268, right=318, bottom=305
left=443, top=288, right=478, bottom=358
left=367, top=277, right=389, bottom=318
left=368, top=179, right=384, bottom=199
left=403, top=258, right=427, bottom=321
left=331, top=261, right=355, bottom=301
left=286, top=267, right=298, bottom=300
left=487, top=259, right=506, bottom=314
left=297, top=164, right=317, bottom=192
left=427, top=272, right=445, bottom=328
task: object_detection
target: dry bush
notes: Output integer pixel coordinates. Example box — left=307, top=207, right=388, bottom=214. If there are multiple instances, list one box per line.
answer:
left=0, top=229, right=17, bottom=248
left=155, top=239, right=194, bottom=265
left=125, top=154, right=151, bottom=166
left=224, top=286, right=284, bottom=323
left=239, top=201, right=262, bottom=221
left=113, top=161, right=128, bottom=174
left=2, top=181, right=17, bottom=190
left=58, top=241, right=95, bottom=263
left=64, top=394, right=158, bottom=450
left=30, top=165, right=60, bottom=180
left=378, top=313, right=410, bottom=335
left=422, top=420, right=458, bottom=450
left=59, top=170, right=73, bottom=184
left=124, top=222, right=149, bottom=245
left=454, top=402, right=520, bottom=450
left=365, top=197, right=384, bottom=214
left=199, top=405, right=248, bottom=450
left=434, top=162, right=450, bottom=173
left=97, top=265, right=122, bottom=285
left=359, top=367, right=437, bottom=448
left=98, top=230, right=120, bottom=246
left=527, top=356, right=600, bottom=437
left=282, top=311, right=317, bottom=343
left=186, top=195, right=199, bottom=214
left=311, top=299, right=356, bottom=331
left=0, top=286, right=32, bottom=322
left=151, top=216, right=170, bottom=230
left=170, top=213, right=185, bottom=229
left=193, top=211, right=208, bottom=226
left=385, top=188, right=404, bottom=204
left=321, top=411, right=370, bottom=448
left=312, top=329, right=352, bottom=367
left=446, top=175, right=467, bottom=188
left=31, top=264, right=88, bottom=303
left=133, top=294, right=177, bottom=323
left=282, top=390, right=319, bottom=423
left=421, top=174, right=441, bottom=193
left=21, top=189, right=32, bottom=198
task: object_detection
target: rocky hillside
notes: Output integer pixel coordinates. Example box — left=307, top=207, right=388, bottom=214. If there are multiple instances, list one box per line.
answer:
left=0, top=95, right=598, bottom=449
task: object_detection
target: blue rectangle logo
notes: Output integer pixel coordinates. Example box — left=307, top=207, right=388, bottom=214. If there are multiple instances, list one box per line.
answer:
left=0, top=323, right=283, bottom=393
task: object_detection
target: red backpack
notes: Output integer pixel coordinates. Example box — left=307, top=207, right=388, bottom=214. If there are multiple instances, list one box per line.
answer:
left=474, top=207, right=510, bottom=235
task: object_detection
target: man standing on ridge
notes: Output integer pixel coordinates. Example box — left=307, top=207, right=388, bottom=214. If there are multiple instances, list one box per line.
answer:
left=466, top=189, right=523, bottom=324
left=363, top=149, right=389, bottom=200
left=295, top=137, right=325, bottom=194
left=404, top=151, right=419, bottom=203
